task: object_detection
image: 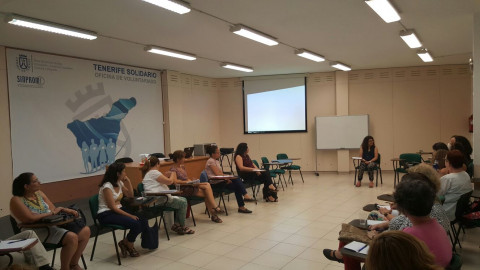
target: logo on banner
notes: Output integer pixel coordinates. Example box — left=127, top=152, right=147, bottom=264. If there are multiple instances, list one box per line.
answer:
left=16, top=54, right=31, bottom=72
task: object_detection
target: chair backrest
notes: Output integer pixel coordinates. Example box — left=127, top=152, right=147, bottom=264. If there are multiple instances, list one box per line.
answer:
left=467, top=161, right=474, bottom=178
left=115, top=157, right=133, bottom=163
left=252, top=160, right=260, bottom=168
left=9, top=216, right=21, bottom=234
left=376, top=153, right=381, bottom=167
left=261, top=157, right=270, bottom=170
left=89, top=194, right=100, bottom=223
left=150, top=153, right=165, bottom=158
left=200, top=170, right=209, bottom=182
left=137, top=182, right=144, bottom=193
left=445, top=253, right=462, bottom=270
left=399, top=153, right=422, bottom=168
left=277, top=153, right=288, bottom=160
left=454, top=190, right=473, bottom=220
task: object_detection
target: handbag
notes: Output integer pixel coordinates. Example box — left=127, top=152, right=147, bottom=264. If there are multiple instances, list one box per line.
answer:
left=338, top=223, right=372, bottom=244
left=141, top=220, right=159, bottom=250
left=59, top=204, right=87, bottom=234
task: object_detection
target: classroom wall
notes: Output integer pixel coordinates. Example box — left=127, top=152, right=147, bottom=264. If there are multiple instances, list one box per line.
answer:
left=215, top=65, right=472, bottom=172
left=0, top=46, right=12, bottom=217
left=164, top=70, right=222, bottom=153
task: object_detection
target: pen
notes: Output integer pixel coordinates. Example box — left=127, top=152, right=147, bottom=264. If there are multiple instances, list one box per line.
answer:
left=358, top=244, right=368, bottom=252
left=7, top=239, right=27, bottom=244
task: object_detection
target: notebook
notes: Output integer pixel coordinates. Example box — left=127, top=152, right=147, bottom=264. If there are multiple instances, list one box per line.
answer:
left=0, top=238, right=37, bottom=253
left=344, top=241, right=369, bottom=255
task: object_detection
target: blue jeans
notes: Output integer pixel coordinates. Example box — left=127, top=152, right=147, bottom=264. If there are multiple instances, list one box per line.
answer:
left=97, top=207, right=148, bottom=243
left=226, top=178, right=248, bottom=207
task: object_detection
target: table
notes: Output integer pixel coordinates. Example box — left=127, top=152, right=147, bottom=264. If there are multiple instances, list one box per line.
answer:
left=0, top=239, right=38, bottom=266
left=123, top=156, right=209, bottom=190
left=349, top=219, right=369, bottom=230
left=416, top=151, right=433, bottom=162
left=362, top=203, right=377, bottom=212
left=391, top=158, right=405, bottom=188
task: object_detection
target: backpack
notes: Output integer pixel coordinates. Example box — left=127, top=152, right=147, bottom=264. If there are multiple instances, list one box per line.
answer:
left=141, top=220, right=159, bottom=250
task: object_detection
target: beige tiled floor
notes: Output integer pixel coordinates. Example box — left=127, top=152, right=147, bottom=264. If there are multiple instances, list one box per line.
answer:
left=57, top=172, right=480, bottom=269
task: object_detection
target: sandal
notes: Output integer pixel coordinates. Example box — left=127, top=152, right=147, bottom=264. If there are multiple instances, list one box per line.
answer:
left=182, top=226, right=195, bottom=234
left=128, top=246, right=140, bottom=257
left=212, top=207, right=225, bottom=214
left=266, top=196, right=278, bottom=202
left=211, top=214, right=223, bottom=223
left=171, top=224, right=185, bottom=235
left=118, top=240, right=128, bottom=258
left=243, top=197, right=256, bottom=202
left=323, top=249, right=344, bottom=263
left=70, top=264, right=83, bottom=270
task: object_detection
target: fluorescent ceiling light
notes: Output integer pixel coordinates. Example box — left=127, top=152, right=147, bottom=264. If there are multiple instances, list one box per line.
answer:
left=417, top=48, right=433, bottom=62
left=330, top=62, right=351, bottom=71
left=221, top=62, right=253, bottom=72
left=5, top=14, right=97, bottom=40
left=400, top=30, right=422, bottom=48
left=142, top=0, right=191, bottom=14
left=230, top=24, right=278, bottom=46
left=145, top=45, right=196, bottom=60
left=365, top=0, right=400, bottom=23
left=295, top=49, right=325, bottom=62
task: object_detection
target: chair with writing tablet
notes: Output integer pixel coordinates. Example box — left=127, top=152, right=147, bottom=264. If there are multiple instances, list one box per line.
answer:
left=276, top=153, right=304, bottom=183
left=10, top=216, right=88, bottom=269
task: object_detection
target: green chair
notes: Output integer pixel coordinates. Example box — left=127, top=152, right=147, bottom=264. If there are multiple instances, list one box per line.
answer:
left=445, top=253, right=462, bottom=270
left=450, top=191, right=473, bottom=251
left=201, top=170, right=230, bottom=215
left=89, top=194, right=126, bottom=265
left=242, top=160, right=264, bottom=198
left=261, top=156, right=286, bottom=190
left=393, top=153, right=422, bottom=187
left=276, top=153, right=304, bottom=184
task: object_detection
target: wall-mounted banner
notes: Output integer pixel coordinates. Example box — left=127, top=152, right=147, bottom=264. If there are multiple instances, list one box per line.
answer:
left=7, top=48, right=164, bottom=183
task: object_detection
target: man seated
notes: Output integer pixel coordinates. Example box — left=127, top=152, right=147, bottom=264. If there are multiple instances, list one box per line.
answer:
left=0, top=230, right=54, bottom=270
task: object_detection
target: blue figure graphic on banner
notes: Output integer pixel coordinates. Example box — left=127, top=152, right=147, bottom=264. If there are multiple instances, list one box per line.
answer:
left=89, top=139, right=99, bottom=171
left=106, top=138, right=116, bottom=164
left=99, top=139, right=107, bottom=168
left=67, top=97, right=137, bottom=174
left=81, top=141, right=90, bottom=173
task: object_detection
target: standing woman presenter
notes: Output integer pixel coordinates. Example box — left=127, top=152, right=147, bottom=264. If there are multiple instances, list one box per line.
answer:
left=357, top=136, right=378, bottom=188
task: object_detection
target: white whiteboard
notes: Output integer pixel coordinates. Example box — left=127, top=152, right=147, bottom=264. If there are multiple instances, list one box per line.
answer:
left=316, top=115, right=369, bottom=149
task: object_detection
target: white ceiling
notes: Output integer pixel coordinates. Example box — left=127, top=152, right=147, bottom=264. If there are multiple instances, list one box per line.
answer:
left=0, top=0, right=478, bottom=78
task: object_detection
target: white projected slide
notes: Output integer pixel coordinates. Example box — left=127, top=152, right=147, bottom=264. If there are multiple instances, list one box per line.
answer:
left=246, top=85, right=306, bottom=133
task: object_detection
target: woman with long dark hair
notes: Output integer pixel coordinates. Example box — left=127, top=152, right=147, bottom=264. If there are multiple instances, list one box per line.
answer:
left=234, top=143, right=278, bottom=202
left=97, top=162, right=148, bottom=257
left=357, top=136, right=379, bottom=188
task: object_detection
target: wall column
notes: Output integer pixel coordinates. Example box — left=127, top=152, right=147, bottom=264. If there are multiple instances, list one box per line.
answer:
left=336, top=71, right=350, bottom=172
left=473, top=12, right=480, bottom=185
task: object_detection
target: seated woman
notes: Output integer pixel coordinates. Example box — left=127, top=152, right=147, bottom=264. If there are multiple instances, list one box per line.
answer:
left=205, top=145, right=254, bottom=213
left=365, top=231, right=442, bottom=270
left=97, top=162, right=148, bottom=258
left=169, top=150, right=223, bottom=223
left=141, top=156, right=194, bottom=234
left=234, top=143, right=278, bottom=202
left=10, top=173, right=91, bottom=270
left=323, top=168, right=450, bottom=269
left=439, top=149, right=473, bottom=221
left=394, top=173, right=452, bottom=267
left=431, top=142, right=448, bottom=172
left=356, top=135, right=378, bottom=188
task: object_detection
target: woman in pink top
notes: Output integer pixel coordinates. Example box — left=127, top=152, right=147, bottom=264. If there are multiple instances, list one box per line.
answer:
left=394, top=173, right=452, bottom=267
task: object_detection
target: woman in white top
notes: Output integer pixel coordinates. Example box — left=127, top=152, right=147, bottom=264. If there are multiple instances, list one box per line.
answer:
left=97, top=162, right=148, bottom=257
left=439, top=150, right=473, bottom=221
left=141, top=156, right=195, bottom=235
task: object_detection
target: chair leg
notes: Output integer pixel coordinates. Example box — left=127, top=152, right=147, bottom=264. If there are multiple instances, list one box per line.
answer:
left=81, top=254, right=87, bottom=269
left=380, top=168, right=383, bottom=184
left=111, top=230, right=122, bottom=265
left=90, top=227, right=99, bottom=261
left=190, top=205, right=196, bottom=227
left=160, top=212, right=170, bottom=240
left=219, top=194, right=228, bottom=216
left=448, top=231, right=456, bottom=252
left=51, top=248, right=56, bottom=267
left=375, top=170, right=378, bottom=187
left=288, top=171, right=294, bottom=185
left=299, top=169, right=304, bottom=183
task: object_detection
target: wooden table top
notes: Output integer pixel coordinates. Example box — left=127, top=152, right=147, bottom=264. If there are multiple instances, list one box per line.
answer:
left=20, top=217, right=74, bottom=228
